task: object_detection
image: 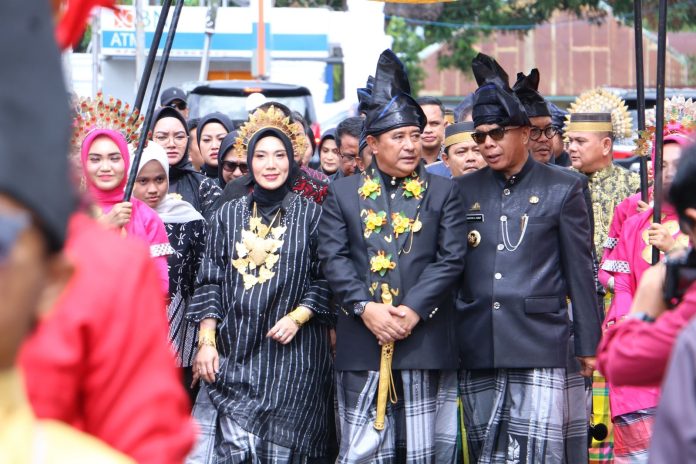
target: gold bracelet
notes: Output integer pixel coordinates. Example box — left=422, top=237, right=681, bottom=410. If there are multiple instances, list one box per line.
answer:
left=287, top=306, right=313, bottom=328
left=198, top=327, right=216, bottom=349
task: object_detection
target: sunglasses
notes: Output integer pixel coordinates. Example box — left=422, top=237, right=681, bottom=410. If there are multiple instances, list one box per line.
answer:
left=471, top=126, right=519, bottom=144
left=168, top=101, right=187, bottom=111
left=529, top=125, right=560, bottom=141
left=222, top=160, right=249, bottom=174
left=0, top=212, right=30, bottom=264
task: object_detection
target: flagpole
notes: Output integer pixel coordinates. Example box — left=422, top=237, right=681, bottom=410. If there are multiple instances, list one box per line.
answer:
left=124, top=0, right=185, bottom=202
left=132, top=0, right=172, bottom=115
left=651, top=0, right=667, bottom=265
left=633, top=0, right=649, bottom=203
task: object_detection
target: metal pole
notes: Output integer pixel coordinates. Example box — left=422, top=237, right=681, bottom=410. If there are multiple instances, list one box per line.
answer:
left=91, top=14, right=101, bottom=96
left=651, top=0, right=668, bottom=265
left=633, top=0, right=649, bottom=203
left=134, top=0, right=146, bottom=96
left=132, top=0, right=172, bottom=115
left=124, top=0, right=185, bottom=202
left=199, top=1, right=218, bottom=81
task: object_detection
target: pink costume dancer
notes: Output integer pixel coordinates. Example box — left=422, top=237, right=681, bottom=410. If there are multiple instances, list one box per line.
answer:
left=599, top=131, right=692, bottom=463
left=81, top=129, right=172, bottom=292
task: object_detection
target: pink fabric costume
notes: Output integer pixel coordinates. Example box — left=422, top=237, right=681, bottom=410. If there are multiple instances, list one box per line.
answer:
left=81, top=129, right=171, bottom=292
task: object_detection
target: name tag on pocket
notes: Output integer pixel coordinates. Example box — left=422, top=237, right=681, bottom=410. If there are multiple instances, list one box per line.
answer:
left=466, top=213, right=484, bottom=223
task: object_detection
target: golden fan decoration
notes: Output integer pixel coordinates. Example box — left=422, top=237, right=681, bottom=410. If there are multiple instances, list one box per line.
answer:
left=566, top=88, right=633, bottom=140
left=71, top=92, right=144, bottom=151
left=234, top=105, right=308, bottom=159
left=634, top=96, right=696, bottom=157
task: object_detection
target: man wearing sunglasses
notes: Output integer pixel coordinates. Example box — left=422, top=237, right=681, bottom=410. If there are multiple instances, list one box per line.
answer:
left=160, top=86, right=189, bottom=119
left=455, top=53, right=601, bottom=463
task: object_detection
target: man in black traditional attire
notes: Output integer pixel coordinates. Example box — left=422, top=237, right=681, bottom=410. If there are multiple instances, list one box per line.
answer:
left=455, top=53, right=601, bottom=463
left=318, top=49, right=467, bottom=463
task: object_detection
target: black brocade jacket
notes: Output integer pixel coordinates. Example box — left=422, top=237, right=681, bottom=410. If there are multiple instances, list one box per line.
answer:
left=318, top=171, right=467, bottom=371
left=455, top=156, right=602, bottom=369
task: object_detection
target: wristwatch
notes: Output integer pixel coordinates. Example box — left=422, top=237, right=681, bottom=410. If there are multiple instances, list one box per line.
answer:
left=629, top=312, right=656, bottom=323
left=353, top=301, right=369, bottom=317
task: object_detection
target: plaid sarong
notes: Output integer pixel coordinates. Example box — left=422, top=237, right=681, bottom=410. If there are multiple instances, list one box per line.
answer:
left=590, top=372, right=614, bottom=464
left=186, top=384, right=330, bottom=464
left=335, top=369, right=458, bottom=464
left=613, top=409, right=655, bottom=464
left=460, top=367, right=588, bottom=464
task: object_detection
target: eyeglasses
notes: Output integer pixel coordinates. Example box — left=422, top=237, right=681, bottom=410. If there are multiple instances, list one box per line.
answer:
left=529, top=125, right=560, bottom=141
left=222, top=160, right=249, bottom=174
left=0, top=212, right=30, bottom=264
left=471, top=126, right=519, bottom=144
left=153, top=133, right=188, bottom=145
left=168, top=101, right=187, bottom=111
left=340, top=154, right=357, bottom=164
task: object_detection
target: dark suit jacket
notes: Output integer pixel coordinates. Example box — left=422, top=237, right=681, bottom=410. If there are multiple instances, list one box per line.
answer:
left=455, top=156, right=602, bottom=369
left=318, top=171, right=467, bottom=371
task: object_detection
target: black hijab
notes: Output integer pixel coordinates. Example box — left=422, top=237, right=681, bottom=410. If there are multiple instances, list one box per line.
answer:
left=247, top=127, right=297, bottom=212
left=151, top=106, right=195, bottom=177
left=217, top=130, right=240, bottom=189
left=197, top=112, right=233, bottom=179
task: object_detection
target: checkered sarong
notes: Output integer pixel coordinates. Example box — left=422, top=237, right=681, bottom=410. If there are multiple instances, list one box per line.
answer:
left=613, top=409, right=655, bottom=464
left=460, top=367, right=588, bottom=464
left=186, top=384, right=329, bottom=464
left=335, top=369, right=458, bottom=463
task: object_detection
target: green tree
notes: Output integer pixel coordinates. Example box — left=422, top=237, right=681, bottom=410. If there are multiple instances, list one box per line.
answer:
left=387, top=16, right=427, bottom=95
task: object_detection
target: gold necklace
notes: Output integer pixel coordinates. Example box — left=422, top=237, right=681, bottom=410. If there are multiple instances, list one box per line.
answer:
left=232, top=203, right=286, bottom=289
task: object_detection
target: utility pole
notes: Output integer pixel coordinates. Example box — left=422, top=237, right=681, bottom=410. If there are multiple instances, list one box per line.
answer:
left=135, top=0, right=146, bottom=96
left=199, top=1, right=219, bottom=82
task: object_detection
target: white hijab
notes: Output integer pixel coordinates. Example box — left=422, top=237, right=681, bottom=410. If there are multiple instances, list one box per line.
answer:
left=138, top=144, right=204, bottom=224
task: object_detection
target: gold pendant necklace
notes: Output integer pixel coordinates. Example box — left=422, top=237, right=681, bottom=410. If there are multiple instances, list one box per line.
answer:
left=232, top=203, right=286, bottom=289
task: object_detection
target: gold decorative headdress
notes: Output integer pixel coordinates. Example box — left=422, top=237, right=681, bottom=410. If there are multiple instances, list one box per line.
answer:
left=71, top=92, right=144, bottom=151
left=634, top=96, right=696, bottom=157
left=566, top=88, right=633, bottom=140
left=234, top=105, right=308, bottom=158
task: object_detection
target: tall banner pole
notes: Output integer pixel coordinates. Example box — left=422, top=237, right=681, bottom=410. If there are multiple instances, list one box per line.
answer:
left=124, top=0, right=185, bottom=202
left=651, top=0, right=668, bottom=264
left=132, top=0, right=172, bottom=115
left=633, top=0, right=649, bottom=202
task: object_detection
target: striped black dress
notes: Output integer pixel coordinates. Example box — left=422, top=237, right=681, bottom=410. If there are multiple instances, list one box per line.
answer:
left=187, top=192, right=334, bottom=458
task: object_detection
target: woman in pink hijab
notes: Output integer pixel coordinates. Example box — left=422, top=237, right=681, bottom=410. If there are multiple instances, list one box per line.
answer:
left=81, top=128, right=171, bottom=292
left=597, top=129, right=693, bottom=463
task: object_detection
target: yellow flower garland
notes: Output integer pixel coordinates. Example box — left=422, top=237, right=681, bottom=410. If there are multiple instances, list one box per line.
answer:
left=370, top=250, right=396, bottom=277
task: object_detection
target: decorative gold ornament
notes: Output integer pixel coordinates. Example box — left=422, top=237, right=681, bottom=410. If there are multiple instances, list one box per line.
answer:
left=566, top=88, right=633, bottom=140
left=468, top=230, right=481, bottom=248
left=198, top=327, right=217, bottom=349
left=234, top=105, right=308, bottom=159
left=71, top=92, right=144, bottom=152
left=232, top=204, right=285, bottom=289
left=287, top=306, right=314, bottom=328
left=634, top=96, right=696, bottom=157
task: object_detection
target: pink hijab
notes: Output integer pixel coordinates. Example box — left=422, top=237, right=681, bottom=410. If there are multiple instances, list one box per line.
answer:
left=81, top=129, right=171, bottom=292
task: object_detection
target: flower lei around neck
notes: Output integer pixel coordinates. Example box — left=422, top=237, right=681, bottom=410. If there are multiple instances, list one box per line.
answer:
left=232, top=203, right=286, bottom=289
left=359, top=171, right=426, bottom=278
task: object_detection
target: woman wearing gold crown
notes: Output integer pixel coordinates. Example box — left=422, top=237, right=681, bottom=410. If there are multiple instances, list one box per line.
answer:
left=185, top=106, right=334, bottom=463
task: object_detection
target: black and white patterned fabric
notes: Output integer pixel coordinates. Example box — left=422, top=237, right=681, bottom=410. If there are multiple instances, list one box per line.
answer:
left=603, top=236, right=619, bottom=250
left=187, top=192, right=334, bottom=458
left=601, top=259, right=631, bottom=274
left=165, top=219, right=206, bottom=367
left=150, top=242, right=175, bottom=258
left=335, top=369, right=458, bottom=463
left=460, top=367, right=588, bottom=464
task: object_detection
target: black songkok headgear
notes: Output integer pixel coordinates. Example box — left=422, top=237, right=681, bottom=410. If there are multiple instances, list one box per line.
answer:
left=357, top=75, right=374, bottom=116
left=0, top=0, right=75, bottom=251
left=512, top=69, right=551, bottom=118
left=471, top=53, right=530, bottom=128
left=362, top=49, right=426, bottom=137
left=547, top=101, right=568, bottom=132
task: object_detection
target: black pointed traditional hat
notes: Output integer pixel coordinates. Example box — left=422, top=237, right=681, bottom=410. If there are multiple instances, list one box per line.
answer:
left=357, top=75, right=374, bottom=116
left=512, top=69, right=551, bottom=118
left=0, top=0, right=75, bottom=251
left=471, top=53, right=530, bottom=128
left=362, top=49, right=426, bottom=137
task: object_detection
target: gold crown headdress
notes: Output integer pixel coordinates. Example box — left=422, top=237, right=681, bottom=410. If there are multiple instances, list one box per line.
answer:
left=566, top=88, right=633, bottom=140
left=634, top=96, right=696, bottom=157
left=71, top=92, right=144, bottom=151
left=234, top=105, right=308, bottom=158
